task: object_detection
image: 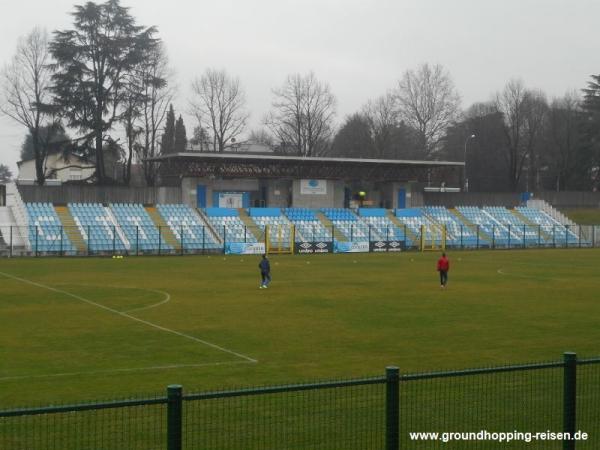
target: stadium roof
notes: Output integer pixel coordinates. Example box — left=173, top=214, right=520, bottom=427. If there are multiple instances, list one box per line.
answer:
left=149, top=152, right=464, bottom=182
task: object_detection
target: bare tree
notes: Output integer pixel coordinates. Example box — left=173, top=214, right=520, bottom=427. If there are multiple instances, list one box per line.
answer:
left=546, top=92, right=583, bottom=191
left=495, top=79, right=549, bottom=191
left=362, top=93, right=399, bottom=158
left=495, top=79, right=528, bottom=191
left=522, top=89, right=549, bottom=191
left=266, top=72, right=336, bottom=156
left=395, top=63, right=460, bottom=157
left=248, top=128, right=274, bottom=148
left=137, top=43, right=174, bottom=186
left=0, top=27, right=56, bottom=185
left=190, top=69, right=248, bottom=152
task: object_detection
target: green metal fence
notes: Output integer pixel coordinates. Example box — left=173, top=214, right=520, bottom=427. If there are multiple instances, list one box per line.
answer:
left=1, top=353, right=599, bottom=449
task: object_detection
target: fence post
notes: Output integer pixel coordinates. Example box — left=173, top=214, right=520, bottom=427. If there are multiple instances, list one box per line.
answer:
left=386, top=366, right=400, bottom=450
left=563, top=352, right=577, bottom=450
left=9, top=226, right=13, bottom=258
left=181, top=225, right=184, bottom=256
left=167, top=384, right=183, bottom=450
left=157, top=226, right=162, bottom=255
left=476, top=225, right=480, bottom=249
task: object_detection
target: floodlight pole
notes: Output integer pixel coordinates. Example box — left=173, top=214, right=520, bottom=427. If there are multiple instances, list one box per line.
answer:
left=463, top=134, right=476, bottom=192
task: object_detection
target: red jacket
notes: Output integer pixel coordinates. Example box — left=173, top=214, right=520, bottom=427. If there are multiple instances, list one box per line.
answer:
left=437, top=256, right=450, bottom=272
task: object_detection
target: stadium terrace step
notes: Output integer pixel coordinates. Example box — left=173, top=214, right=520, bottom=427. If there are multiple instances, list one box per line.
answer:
left=315, top=211, right=347, bottom=242
left=146, top=207, right=180, bottom=250
left=237, top=209, right=263, bottom=241
left=55, top=206, right=86, bottom=253
left=450, top=208, right=492, bottom=243
left=511, top=208, right=551, bottom=242
left=195, top=208, right=223, bottom=244
left=386, top=211, right=417, bottom=243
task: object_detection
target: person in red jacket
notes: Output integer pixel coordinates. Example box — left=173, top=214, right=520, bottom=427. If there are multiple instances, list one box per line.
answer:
left=437, top=252, right=450, bottom=288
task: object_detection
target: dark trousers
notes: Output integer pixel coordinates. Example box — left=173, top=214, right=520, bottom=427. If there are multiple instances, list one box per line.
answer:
left=261, top=271, right=271, bottom=286
left=439, top=270, right=448, bottom=286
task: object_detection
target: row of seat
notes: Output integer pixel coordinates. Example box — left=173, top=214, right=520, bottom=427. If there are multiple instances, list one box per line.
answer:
left=22, top=203, right=588, bottom=252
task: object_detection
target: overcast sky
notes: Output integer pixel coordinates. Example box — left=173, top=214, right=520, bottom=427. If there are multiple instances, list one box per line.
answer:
left=1, top=0, right=598, bottom=173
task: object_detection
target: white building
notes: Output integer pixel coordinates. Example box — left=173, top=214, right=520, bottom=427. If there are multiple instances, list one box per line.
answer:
left=17, top=152, right=95, bottom=184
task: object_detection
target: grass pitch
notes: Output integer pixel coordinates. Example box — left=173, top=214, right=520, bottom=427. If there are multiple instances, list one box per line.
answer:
left=1, top=249, right=599, bottom=407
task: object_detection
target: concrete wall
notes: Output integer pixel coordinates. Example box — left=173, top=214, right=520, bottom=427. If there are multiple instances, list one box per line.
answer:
left=18, top=185, right=181, bottom=205
left=291, top=179, right=344, bottom=208
left=265, top=180, right=292, bottom=208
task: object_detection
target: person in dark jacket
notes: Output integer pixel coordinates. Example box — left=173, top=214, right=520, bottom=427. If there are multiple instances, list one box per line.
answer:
left=436, top=252, right=450, bottom=288
left=258, top=254, right=271, bottom=289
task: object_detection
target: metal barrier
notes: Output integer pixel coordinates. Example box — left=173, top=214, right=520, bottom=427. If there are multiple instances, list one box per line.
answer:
left=1, top=353, right=599, bottom=449
left=0, top=224, right=596, bottom=257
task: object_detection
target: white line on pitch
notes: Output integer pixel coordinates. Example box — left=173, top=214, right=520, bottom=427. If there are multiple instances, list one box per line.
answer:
left=0, top=271, right=258, bottom=363
left=497, top=268, right=553, bottom=281
left=52, top=283, right=172, bottom=313
left=0, top=360, right=255, bottom=382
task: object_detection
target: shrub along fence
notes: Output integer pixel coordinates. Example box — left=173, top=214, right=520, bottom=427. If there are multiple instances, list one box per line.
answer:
left=1, top=353, right=598, bottom=449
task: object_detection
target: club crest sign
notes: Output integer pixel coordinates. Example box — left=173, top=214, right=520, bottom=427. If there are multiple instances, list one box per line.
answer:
left=300, top=179, right=327, bottom=195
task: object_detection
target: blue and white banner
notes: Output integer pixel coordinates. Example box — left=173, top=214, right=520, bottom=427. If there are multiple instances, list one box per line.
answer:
left=225, top=242, right=266, bottom=255
left=300, top=179, right=327, bottom=195
left=334, top=241, right=369, bottom=253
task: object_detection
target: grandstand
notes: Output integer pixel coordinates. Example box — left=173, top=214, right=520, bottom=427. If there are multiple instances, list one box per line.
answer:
left=156, top=204, right=221, bottom=251
left=110, top=203, right=172, bottom=253
left=69, top=203, right=127, bottom=253
left=422, top=206, right=480, bottom=248
left=25, top=202, right=76, bottom=254
left=0, top=181, right=594, bottom=256
left=320, top=208, right=372, bottom=241
left=284, top=208, right=332, bottom=242
left=357, top=208, right=407, bottom=242
left=204, top=208, right=258, bottom=244
left=455, top=206, right=515, bottom=247
left=394, top=208, right=442, bottom=249
left=483, top=206, right=541, bottom=246
left=247, top=208, right=293, bottom=250
left=516, top=206, right=582, bottom=246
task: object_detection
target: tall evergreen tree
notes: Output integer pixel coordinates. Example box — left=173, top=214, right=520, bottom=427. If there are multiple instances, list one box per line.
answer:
left=174, top=115, right=187, bottom=153
left=50, top=0, right=158, bottom=184
left=582, top=75, right=600, bottom=190
left=161, top=104, right=176, bottom=154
